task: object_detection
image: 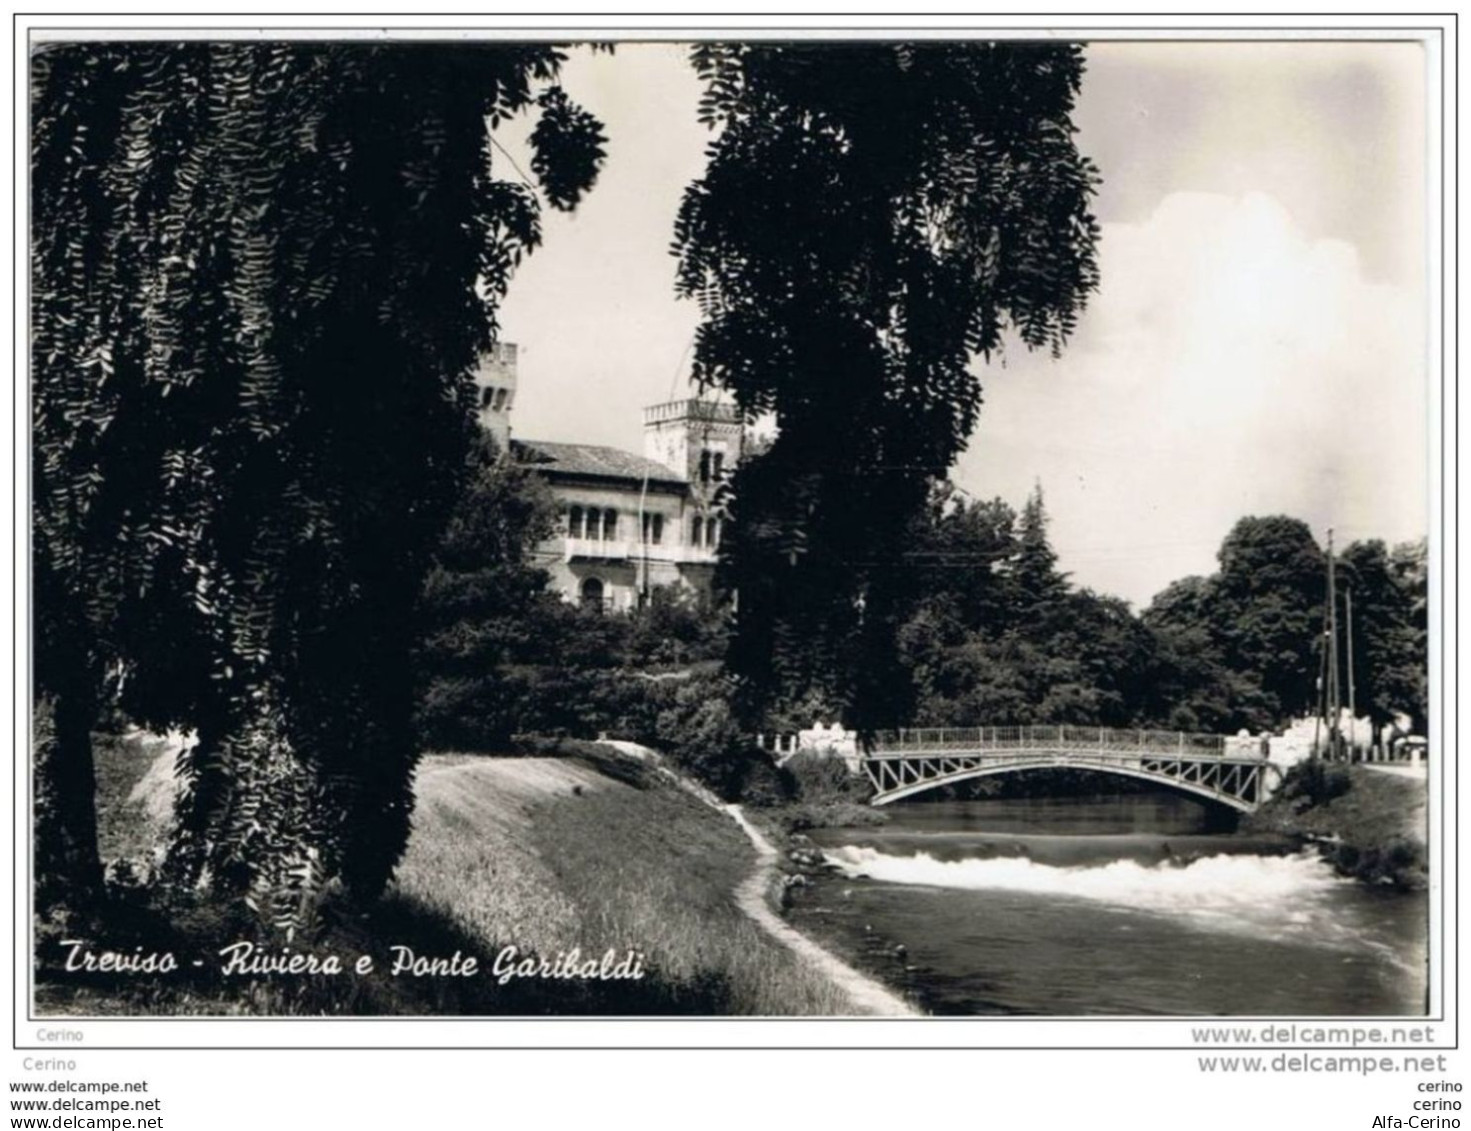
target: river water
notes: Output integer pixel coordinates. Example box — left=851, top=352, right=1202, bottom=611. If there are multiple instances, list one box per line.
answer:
left=788, top=792, right=1428, bottom=1015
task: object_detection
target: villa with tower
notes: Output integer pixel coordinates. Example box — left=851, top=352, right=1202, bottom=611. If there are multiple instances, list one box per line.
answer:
left=472, top=343, right=744, bottom=613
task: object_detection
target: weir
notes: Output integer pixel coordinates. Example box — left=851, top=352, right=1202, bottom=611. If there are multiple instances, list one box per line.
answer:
left=862, top=725, right=1280, bottom=812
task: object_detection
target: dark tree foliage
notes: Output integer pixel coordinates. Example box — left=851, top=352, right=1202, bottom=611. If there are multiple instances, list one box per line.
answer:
left=32, top=42, right=605, bottom=924
left=1141, top=575, right=1216, bottom=635
left=1138, top=518, right=1328, bottom=732
left=895, top=485, right=1157, bottom=729
left=1340, top=538, right=1428, bottom=733
left=894, top=496, right=1397, bottom=737
left=1388, top=537, right=1430, bottom=733
left=414, top=435, right=561, bottom=751
left=902, top=485, right=1020, bottom=632
left=1014, top=483, right=1069, bottom=617
left=623, top=586, right=729, bottom=670
left=878, top=490, right=1425, bottom=738
left=672, top=42, right=1101, bottom=731
left=1140, top=574, right=1276, bottom=733
left=1207, top=516, right=1326, bottom=721
left=1138, top=525, right=1428, bottom=736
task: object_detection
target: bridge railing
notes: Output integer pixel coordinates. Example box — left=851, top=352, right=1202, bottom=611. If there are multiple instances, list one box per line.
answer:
left=867, top=724, right=1235, bottom=758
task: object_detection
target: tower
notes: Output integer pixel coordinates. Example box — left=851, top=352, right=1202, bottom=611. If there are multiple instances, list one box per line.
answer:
left=642, top=397, right=744, bottom=500
left=472, top=343, right=519, bottom=451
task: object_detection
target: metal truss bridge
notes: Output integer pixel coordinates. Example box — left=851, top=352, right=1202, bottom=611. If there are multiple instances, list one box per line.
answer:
left=862, top=725, right=1280, bottom=812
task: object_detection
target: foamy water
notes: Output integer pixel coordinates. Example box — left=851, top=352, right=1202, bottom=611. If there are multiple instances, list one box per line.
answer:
left=824, top=845, right=1409, bottom=964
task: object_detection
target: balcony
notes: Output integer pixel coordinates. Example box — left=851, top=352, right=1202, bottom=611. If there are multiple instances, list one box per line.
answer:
left=563, top=537, right=719, bottom=565
left=669, top=543, right=719, bottom=565
left=564, top=537, right=638, bottom=562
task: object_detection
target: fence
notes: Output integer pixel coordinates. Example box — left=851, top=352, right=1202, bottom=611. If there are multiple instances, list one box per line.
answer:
left=867, top=725, right=1233, bottom=758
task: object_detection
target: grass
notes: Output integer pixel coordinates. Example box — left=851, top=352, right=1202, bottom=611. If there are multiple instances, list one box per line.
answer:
left=1245, top=763, right=1428, bottom=890
left=37, top=741, right=856, bottom=1016
left=91, top=728, right=181, bottom=872
left=393, top=753, right=852, bottom=1014
left=765, top=800, right=889, bottom=834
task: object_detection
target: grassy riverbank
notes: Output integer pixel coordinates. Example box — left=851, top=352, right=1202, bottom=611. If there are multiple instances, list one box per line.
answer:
left=1243, top=763, right=1428, bottom=890
left=391, top=749, right=854, bottom=1013
left=37, top=736, right=858, bottom=1015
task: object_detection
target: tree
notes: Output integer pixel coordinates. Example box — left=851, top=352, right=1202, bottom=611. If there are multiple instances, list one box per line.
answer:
left=1389, top=537, right=1429, bottom=733
left=1141, top=575, right=1217, bottom=635
left=32, top=42, right=605, bottom=922
left=414, top=434, right=561, bottom=751
left=1014, top=483, right=1069, bottom=620
left=673, top=42, right=1101, bottom=731
left=1340, top=538, right=1427, bottom=733
left=900, top=485, right=1019, bottom=634
left=1208, top=516, right=1326, bottom=722
left=623, top=586, right=728, bottom=670
left=1136, top=517, right=1329, bottom=731
left=895, top=480, right=1169, bottom=730
left=1045, top=589, right=1155, bottom=725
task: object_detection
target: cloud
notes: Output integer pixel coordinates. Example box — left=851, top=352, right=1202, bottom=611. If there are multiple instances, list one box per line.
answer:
left=956, top=190, right=1429, bottom=607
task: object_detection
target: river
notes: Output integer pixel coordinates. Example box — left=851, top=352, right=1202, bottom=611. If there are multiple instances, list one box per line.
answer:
left=788, top=792, right=1428, bottom=1015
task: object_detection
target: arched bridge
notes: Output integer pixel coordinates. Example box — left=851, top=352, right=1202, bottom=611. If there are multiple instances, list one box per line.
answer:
left=863, top=725, right=1280, bottom=812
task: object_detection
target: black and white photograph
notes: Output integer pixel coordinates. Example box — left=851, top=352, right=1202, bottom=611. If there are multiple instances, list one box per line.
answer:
left=24, top=22, right=1441, bottom=1032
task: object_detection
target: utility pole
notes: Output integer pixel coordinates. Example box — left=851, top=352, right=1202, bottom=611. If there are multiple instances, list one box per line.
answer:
left=1313, top=544, right=1330, bottom=761
left=1326, top=528, right=1342, bottom=761
left=1345, top=586, right=1357, bottom=760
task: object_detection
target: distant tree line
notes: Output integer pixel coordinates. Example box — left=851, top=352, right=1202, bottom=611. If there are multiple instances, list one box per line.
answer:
left=893, top=491, right=1428, bottom=738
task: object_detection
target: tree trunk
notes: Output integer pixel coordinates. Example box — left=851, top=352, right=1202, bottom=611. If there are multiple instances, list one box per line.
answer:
left=164, top=668, right=418, bottom=933
left=164, top=689, right=327, bottom=932
left=33, top=688, right=104, bottom=915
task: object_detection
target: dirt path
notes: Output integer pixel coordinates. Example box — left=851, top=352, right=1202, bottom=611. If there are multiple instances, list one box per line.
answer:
left=721, top=803, right=919, bottom=1016
left=1361, top=763, right=1428, bottom=780
left=599, top=740, right=919, bottom=1017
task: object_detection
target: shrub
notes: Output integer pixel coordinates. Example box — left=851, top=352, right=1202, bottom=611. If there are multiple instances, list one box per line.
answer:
left=1324, top=836, right=1426, bottom=891
left=776, top=801, right=888, bottom=833
left=624, top=588, right=727, bottom=669
left=782, top=749, right=872, bottom=804
left=1284, top=759, right=1354, bottom=807
left=649, top=671, right=789, bottom=803
left=731, top=756, right=794, bottom=808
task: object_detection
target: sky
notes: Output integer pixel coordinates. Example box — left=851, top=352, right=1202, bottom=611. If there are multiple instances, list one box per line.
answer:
left=498, top=40, right=1432, bottom=608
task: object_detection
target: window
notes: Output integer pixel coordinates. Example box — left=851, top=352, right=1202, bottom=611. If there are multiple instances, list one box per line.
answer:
left=698, top=451, right=711, bottom=483
left=580, top=577, right=605, bottom=612
left=712, top=452, right=725, bottom=481
left=568, top=506, right=583, bottom=539
left=492, top=388, right=507, bottom=412
left=480, top=386, right=495, bottom=409
left=642, top=512, right=663, bottom=545
left=603, top=508, right=618, bottom=540
left=707, top=518, right=720, bottom=547
left=692, top=516, right=704, bottom=547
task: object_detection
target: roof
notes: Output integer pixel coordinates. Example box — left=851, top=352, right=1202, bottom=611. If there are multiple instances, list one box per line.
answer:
left=513, top=439, right=687, bottom=488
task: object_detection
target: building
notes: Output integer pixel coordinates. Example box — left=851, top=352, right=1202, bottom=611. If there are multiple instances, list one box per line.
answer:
left=473, top=344, right=744, bottom=612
